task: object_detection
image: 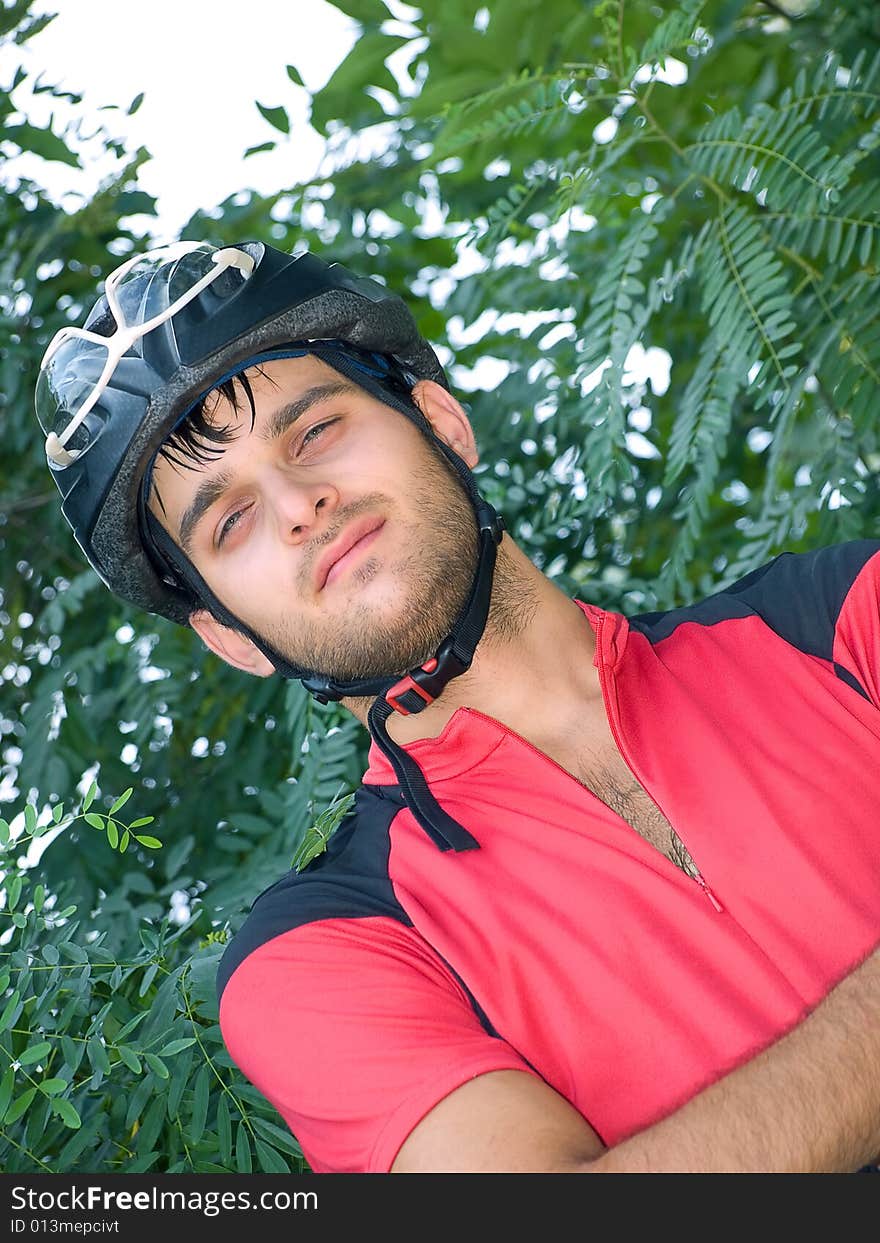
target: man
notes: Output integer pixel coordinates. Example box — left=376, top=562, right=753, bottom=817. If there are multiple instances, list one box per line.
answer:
left=37, top=240, right=880, bottom=1174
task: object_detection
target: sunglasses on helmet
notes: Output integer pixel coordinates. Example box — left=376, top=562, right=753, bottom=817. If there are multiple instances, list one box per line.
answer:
left=36, top=242, right=255, bottom=467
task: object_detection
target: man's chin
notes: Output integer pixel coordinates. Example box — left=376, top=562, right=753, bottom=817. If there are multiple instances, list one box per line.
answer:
left=269, top=582, right=469, bottom=684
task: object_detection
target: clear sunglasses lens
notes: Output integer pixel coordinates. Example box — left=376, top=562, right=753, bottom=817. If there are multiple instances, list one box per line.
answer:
left=36, top=335, right=110, bottom=454
left=111, top=245, right=248, bottom=332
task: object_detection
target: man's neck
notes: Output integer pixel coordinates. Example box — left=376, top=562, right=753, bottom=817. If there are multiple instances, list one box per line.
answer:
left=343, top=536, right=603, bottom=747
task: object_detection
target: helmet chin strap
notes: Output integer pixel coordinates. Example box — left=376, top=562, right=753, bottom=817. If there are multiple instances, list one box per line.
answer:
left=143, top=493, right=504, bottom=853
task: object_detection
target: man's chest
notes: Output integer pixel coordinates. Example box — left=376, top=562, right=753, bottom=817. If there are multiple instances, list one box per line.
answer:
left=540, top=717, right=701, bottom=876
left=579, top=760, right=700, bottom=875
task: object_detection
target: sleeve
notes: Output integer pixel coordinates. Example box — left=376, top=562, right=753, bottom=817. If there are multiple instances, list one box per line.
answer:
left=833, top=543, right=880, bottom=710
left=217, top=914, right=536, bottom=1174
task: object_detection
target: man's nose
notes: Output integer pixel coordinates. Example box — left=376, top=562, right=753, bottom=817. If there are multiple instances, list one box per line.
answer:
left=271, top=469, right=338, bottom=543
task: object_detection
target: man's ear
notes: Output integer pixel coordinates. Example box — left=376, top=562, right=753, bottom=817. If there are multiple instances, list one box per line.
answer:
left=410, top=380, right=479, bottom=469
left=189, top=609, right=275, bottom=677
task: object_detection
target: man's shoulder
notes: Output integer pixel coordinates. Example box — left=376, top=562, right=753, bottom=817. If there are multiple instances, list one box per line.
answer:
left=216, top=782, right=410, bottom=1003
left=628, top=538, right=880, bottom=658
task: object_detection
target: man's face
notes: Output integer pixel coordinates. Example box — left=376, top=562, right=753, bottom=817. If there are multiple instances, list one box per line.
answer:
left=148, top=353, right=478, bottom=680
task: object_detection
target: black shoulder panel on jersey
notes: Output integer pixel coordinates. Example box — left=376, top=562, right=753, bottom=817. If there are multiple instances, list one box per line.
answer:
left=629, top=540, right=879, bottom=668
left=216, top=783, right=408, bottom=1003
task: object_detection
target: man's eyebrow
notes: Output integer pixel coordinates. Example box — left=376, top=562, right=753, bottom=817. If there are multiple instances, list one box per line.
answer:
left=259, top=380, right=357, bottom=443
left=178, top=467, right=235, bottom=555
left=176, top=380, right=359, bottom=554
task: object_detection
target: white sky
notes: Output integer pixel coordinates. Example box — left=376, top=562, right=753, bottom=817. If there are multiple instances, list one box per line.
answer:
left=2, top=0, right=360, bottom=239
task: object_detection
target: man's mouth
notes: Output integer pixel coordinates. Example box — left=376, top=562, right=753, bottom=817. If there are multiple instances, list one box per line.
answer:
left=316, top=517, right=386, bottom=591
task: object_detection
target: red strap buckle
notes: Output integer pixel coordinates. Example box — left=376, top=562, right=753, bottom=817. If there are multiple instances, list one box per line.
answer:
left=385, top=657, right=438, bottom=715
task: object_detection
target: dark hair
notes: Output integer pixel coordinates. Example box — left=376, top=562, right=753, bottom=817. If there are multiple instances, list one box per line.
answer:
left=149, top=368, right=272, bottom=516
left=158, top=370, right=261, bottom=472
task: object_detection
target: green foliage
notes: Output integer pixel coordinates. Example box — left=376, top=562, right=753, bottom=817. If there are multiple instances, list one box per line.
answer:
left=0, top=783, right=306, bottom=1173
left=2, top=0, right=879, bottom=1173
left=291, top=790, right=356, bottom=871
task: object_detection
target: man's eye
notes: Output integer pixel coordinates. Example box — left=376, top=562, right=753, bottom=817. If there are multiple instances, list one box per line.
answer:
left=217, top=509, right=244, bottom=546
left=298, top=419, right=337, bottom=451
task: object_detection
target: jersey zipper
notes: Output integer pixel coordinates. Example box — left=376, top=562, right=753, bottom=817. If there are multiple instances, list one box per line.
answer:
left=594, top=611, right=724, bottom=913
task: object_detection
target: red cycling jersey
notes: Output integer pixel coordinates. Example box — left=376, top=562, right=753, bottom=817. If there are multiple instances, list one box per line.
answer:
left=218, top=540, right=880, bottom=1172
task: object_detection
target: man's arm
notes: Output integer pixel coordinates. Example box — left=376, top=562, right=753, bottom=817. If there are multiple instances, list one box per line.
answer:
left=392, top=945, right=880, bottom=1173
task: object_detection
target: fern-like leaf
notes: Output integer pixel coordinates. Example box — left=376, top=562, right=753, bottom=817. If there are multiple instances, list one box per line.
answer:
left=656, top=334, right=741, bottom=604
left=776, top=48, right=880, bottom=132
left=472, top=180, right=540, bottom=252
left=291, top=791, right=356, bottom=873
left=699, top=203, right=801, bottom=411
left=687, top=104, right=851, bottom=215
left=810, top=270, right=880, bottom=450
left=567, top=201, right=672, bottom=514
left=433, top=75, right=577, bottom=161
left=716, top=493, right=796, bottom=589
left=762, top=181, right=880, bottom=269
